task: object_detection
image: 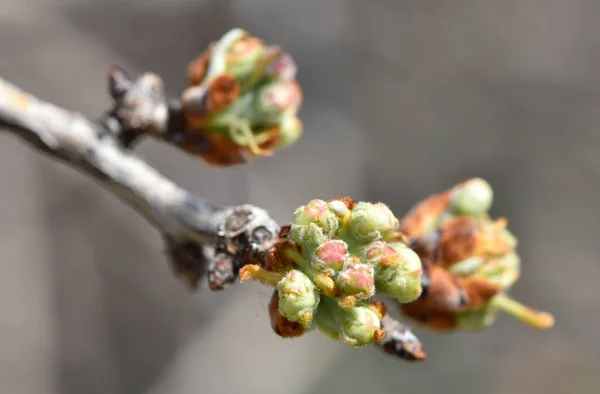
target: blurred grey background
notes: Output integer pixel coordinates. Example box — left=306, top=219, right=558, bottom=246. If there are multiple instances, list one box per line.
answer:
left=1, top=0, right=599, bottom=393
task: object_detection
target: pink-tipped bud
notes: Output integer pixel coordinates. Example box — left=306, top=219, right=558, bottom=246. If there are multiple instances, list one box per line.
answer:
left=294, top=199, right=329, bottom=223
left=364, top=241, right=401, bottom=267
left=313, top=240, right=349, bottom=275
left=292, top=199, right=339, bottom=238
left=266, top=49, right=297, bottom=81
left=336, top=260, right=376, bottom=300
left=254, top=80, right=302, bottom=123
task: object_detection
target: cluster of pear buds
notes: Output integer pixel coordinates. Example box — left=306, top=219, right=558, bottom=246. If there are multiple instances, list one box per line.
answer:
left=173, top=28, right=302, bottom=166
left=397, top=178, right=554, bottom=332
left=240, top=197, right=423, bottom=350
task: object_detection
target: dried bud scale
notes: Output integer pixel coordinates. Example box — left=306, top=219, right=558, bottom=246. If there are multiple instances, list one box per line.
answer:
left=269, top=290, right=307, bottom=338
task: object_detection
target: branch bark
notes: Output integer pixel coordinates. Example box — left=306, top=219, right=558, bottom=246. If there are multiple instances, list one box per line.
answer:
left=0, top=74, right=279, bottom=291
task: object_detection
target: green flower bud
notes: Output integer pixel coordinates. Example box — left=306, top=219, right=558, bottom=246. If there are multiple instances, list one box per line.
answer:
left=375, top=243, right=422, bottom=303
left=347, top=202, right=399, bottom=243
left=457, top=302, right=498, bottom=331
left=276, top=114, right=302, bottom=149
left=290, top=223, right=328, bottom=253
left=449, top=256, right=486, bottom=276
left=292, top=199, right=340, bottom=238
left=327, top=200, right=351, bottom=218
left=277, top=269, right=320, bottom=328
left=266, top=50, right=297, bottom=81
left=339, top=306, right=382, bottom=348
left=336, top=260, right=375, bottom=300
left=477, top=252, right=521, bottom=289
left=293, top=199, right=328, bottom=225
left=363, top=241, right=401, bottom=267
left=449, top=178, right=493, bottom=217
left=253, top=80, right=301, bottom=124
left=313, top=240, right=349, bottom=275
left=225, top=36, right=264, bottom=85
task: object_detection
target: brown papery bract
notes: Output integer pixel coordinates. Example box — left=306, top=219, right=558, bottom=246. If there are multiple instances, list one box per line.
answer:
left=457, top=276, right=501, bottom=310
left=206, top=74, right=241, bottom=114
left=399, top=192, right=450, bottom=237
left=187, top=43, right=215, bottom=86
left=268, top=290, right=306, bottom=338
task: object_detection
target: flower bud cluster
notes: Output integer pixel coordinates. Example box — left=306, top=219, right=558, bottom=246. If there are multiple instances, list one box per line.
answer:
left=178, top=28, right=302, bottom=166
left=288, top=198, right=422, bottom=347
left=397, top=178, right=554, bottom=332
left=240, top=197, right=423, bottom=349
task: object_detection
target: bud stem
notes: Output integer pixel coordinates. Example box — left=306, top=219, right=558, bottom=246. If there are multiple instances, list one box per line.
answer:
left=239, top=264, right=285, bottom=286
left=491, top=293, right=555, bottom=330
left=284, top=248, right=338, bottom=296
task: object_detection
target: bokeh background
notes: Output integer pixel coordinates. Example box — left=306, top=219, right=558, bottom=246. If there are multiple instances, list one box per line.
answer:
left=1, top=0, right=599, bottom=393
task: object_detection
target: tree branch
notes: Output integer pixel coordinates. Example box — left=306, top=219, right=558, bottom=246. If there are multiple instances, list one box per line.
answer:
left=0, top=72, right=427, bottom=361
left=0, top=75, right=279, bottom=291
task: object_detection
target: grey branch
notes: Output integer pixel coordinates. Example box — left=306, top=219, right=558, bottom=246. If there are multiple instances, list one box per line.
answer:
left=0, top=71, right=279, bottom=291
left=0, top=69, right=423, bottom=361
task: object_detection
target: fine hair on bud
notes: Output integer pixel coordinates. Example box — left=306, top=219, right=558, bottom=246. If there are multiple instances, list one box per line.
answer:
left=312, top=239, right=349, bottom=275
left=339, top=306, right=382, bottom=348
left=290, top=222, right=328, bottom=253
left=375, top=243, right=423, bottom=303
left=336, top=259, right=376, bottom=300
left=348, top=202, right=399, bottom=242
left=292, top=199, right=340, bottom=238
left=363, top=241, right=401, bottom=267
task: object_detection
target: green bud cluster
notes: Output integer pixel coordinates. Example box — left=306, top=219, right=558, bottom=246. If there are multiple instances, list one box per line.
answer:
left=432, top=180, right=552, bottom=331
left=281, top=198, right=423, bottom=348
left=183, top=28, right=303, bottom=164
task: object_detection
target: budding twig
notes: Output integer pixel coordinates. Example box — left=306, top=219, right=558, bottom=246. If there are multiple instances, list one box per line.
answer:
left=0, top=28, right=552, bottom=365
left=0, top=54, right=425, bottom=362
left=0, top=73, right=278, bottom=291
